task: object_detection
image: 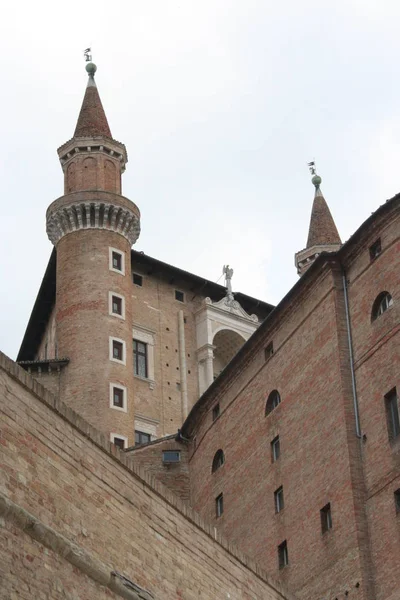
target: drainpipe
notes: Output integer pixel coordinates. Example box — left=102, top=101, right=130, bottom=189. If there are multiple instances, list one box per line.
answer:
left=342, top=268, right=362, bottom=438
left=178, top=310, right=189, bottom=421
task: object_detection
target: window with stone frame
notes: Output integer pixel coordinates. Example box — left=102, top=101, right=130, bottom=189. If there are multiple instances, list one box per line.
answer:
left=133, top=339, right=148, bottom=378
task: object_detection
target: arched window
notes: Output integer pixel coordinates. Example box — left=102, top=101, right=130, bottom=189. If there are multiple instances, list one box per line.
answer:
left=212, top=449, right=225, bottom=473
left=266, top=390, right=281, bottom=416
left=371, top=292, right=393, bottom=321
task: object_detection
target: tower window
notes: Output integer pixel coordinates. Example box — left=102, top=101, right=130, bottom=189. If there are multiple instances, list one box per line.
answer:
left=271, top=436, right=280, bottom=462
left=216, top=493, right=224, bottom=518
left=135, top=430, right=151, bottom=446
left=266, top=390, right=281, bottom=416
left=385, top=388, right=400, bottom=441
left=109, top=247, right=125, bottom=275
left=212, top=403, right=220, bottom=421
left=110, top=337, right=126, bottom=364
left=278, top=540, right=288, bottom=569
left=369, top=238, right=381, bottom=260
left=110, top=434, right=127, bottom=450
left=112, top=296, right=122, bottom=315
left=133, top=273, right=143, bottom=286
left=109, top=384, right=127, bottom=412
left=320, top=503, right=333, bottom=533
left=274, top=486, right=284, bottom=513
left=212, top=450, right=225, bottom=473
left=371, top=291, right=393, bottom=321
left=133, top=340, right=148, bottom=378
left=109, top=292, right=125, bottom=319
left=394, top=489, right=400, bottom=513
left=265, top=342, right=274, bottom=360
left=175, top=290, right=185, bottom=302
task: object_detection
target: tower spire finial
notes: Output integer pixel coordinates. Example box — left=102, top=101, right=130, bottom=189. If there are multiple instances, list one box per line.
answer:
left=308, top=161, right=322, bottom=196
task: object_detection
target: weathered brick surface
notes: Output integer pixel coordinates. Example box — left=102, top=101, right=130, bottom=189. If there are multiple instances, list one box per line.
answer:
left=0, top=352, right=293, bottom=600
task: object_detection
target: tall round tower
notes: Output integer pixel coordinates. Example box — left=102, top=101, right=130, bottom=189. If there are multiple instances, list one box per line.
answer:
left=46, top=63, right=140, bottom=446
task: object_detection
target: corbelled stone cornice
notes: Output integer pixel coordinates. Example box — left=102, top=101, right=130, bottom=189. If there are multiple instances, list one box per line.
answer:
left=46, top=191, right=141, bottom=246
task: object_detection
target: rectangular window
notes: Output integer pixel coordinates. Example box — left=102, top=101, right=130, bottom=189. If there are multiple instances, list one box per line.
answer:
left=271, top=435, right=280, bottom=462
left=133, top=273, right=143, bottom=286
left=133, top=340, right=148, bottom=378
left=369, top=238, right=381, bottom=260
left=212, top=403, right=220, bottom=421
left=175, top=290, right=184, bottom=302
left=111, top=434, right=127, bottom=450
left=109, top=247, right=125, bottom=275
left=265, top=342, right=274, bottom=360
left=113, top=340, right=123, bottom=361
left=278, top=540, right=288, bottom=569
left=320, top=503, right=333, bottom=533
left=394, top=489, right=400, bottom=513
left=113, top=387, right=124, bottom=408
left=135, top=430, right=151, bottom=446
left=216, top=493, right=224, bottom=518
left=385, top=388, right=400, bottom=441
left=109, top=383, right=127, bottom=412
left=162, top=450, right=181, bottom=463
left=274, top=486, right=284, bottom=513
left=112, top=295, right=122, bottom=315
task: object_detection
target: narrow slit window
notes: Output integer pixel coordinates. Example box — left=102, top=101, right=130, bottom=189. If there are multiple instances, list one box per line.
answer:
left=278, top=540, right=288, bottom=569
left=216, top=493, right=224, bottom=518
left=274, top=486, right=284, bottom=513
left=320, top=503, right=333, bottom=533
left=271, top=436, right=280, bottom=462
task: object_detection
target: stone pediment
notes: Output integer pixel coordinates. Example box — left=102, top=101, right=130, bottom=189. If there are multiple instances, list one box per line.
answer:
left=204, top=295, right=258, bottom=323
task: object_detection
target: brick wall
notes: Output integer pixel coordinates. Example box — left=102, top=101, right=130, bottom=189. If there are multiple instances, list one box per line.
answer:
left=0, top=351, right=293, bottom=600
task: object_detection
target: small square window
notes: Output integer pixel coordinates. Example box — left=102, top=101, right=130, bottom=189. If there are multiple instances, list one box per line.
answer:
left=162, top=450, right=181, bottom=463
left=133, top=273, right=143, bottom=286
left=385, top=388, right=400, bottom=442
left=265, top=342, right=274, bottom=360
left=135, top=430, right=151, bottom=446
left=394, top=489, right=400, bottom=513
left=109, top=247, right=125, bottom=274
left=216, top=493, right=224, bottom=518
left=278, top=540, right=288, bottom=569
left=175, top=290, right=184, bottom=302
left=212, top=403, right=220, bottom=421
left=271, top=435, right=280, bottom=462
left=113, top=387, right=124, bottom=408
left=112, top=437, right=126, bottom=450
left=274, top=486, right=284, bottom=513
left=320, top=503, right=333, bottom=533
left=112, top=295, right=122, bottom=315
left=369, top=238, right=381, bottom=260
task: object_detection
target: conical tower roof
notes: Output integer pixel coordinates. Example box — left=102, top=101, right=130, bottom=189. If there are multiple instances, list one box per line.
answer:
left=74, top=62, right=112, bottom=138
left=306, top=175, right=341, bottom=248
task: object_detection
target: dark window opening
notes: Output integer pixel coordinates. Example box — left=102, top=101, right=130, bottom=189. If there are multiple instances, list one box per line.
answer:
left=372, top=291, right=393, bottom=321
left=274, top=486, right=284, bottom=513
left=385, top=388, right=400, bottom=441
left=162, top=450, right=181, bottom=463
left=175, top=290, right=184, bottom=302
left=212, top=450, right=225, bottom=473
left=113, top=437, right=125, bottom=450
left=216, top=493, right=224, bottom=518
left=133, top=273, right=143, bottom=286
left=265, top=342, right=274, bottom=360
left=266, top=390, right=281, bottom=416
left=278, top=540, right=288, bottom=569
left=133, top=340, right=148, bottom=378
left=394, top=489, right=400, bottom=513
left=369, top=238, right=381, bottom=260
left=112, top=295, right=122, bottom=315
left=112, top=251, right=122, bottom=271
left=113, top=387, right=124, bottom=408
left=212, top=403, right=220, bottom=421
left=271, top=436, right=280, bottom=462
left=112, top=340, right=123, bottom=361
left=320, top=503, right=333, bottom=533
left=135, top=430, right=151, bottom=446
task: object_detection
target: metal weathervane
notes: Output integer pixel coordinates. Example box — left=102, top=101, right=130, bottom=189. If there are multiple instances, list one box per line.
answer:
left=308, top=160, right=317, bottom=176
left=84, top=47, right=92, bottom=62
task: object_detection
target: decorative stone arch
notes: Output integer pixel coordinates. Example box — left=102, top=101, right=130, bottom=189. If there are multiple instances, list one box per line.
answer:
left=195, top=295, right=259, bottom=397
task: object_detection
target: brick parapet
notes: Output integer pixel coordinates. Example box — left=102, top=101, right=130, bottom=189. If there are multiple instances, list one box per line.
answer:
left=0, top=350, right=296, bottom=600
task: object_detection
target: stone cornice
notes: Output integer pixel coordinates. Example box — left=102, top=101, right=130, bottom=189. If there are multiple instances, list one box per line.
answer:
left=46, top=191, right=141, bottom=246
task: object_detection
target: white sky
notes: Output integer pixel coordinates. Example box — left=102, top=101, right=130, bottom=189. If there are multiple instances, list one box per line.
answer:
left=1, top=0, right=400, bottom=360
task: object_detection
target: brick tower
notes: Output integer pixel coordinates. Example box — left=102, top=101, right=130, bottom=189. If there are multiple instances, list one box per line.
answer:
left=46, top=62, right=140, bottom=446
left=295, top=173, right=341, bottom=275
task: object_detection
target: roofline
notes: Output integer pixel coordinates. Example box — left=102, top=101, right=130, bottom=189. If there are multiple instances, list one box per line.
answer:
left=180, top=192, right=400, bottom=437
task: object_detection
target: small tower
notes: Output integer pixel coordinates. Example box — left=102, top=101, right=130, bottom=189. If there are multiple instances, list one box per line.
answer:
left=295, top=171, right=341, bottom=275
left=46, top=62, right=140, bottom=445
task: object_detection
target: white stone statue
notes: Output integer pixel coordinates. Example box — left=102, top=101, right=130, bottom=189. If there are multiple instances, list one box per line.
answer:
left=223, top=265, right=234, bottom=297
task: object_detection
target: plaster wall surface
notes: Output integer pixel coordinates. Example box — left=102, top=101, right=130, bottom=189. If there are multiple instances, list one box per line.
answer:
left=0, top=352, right=292, bottom=600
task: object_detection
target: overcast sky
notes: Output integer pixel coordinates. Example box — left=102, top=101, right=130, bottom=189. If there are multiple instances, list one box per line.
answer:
left=1, top=0, right=400, bottom=360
